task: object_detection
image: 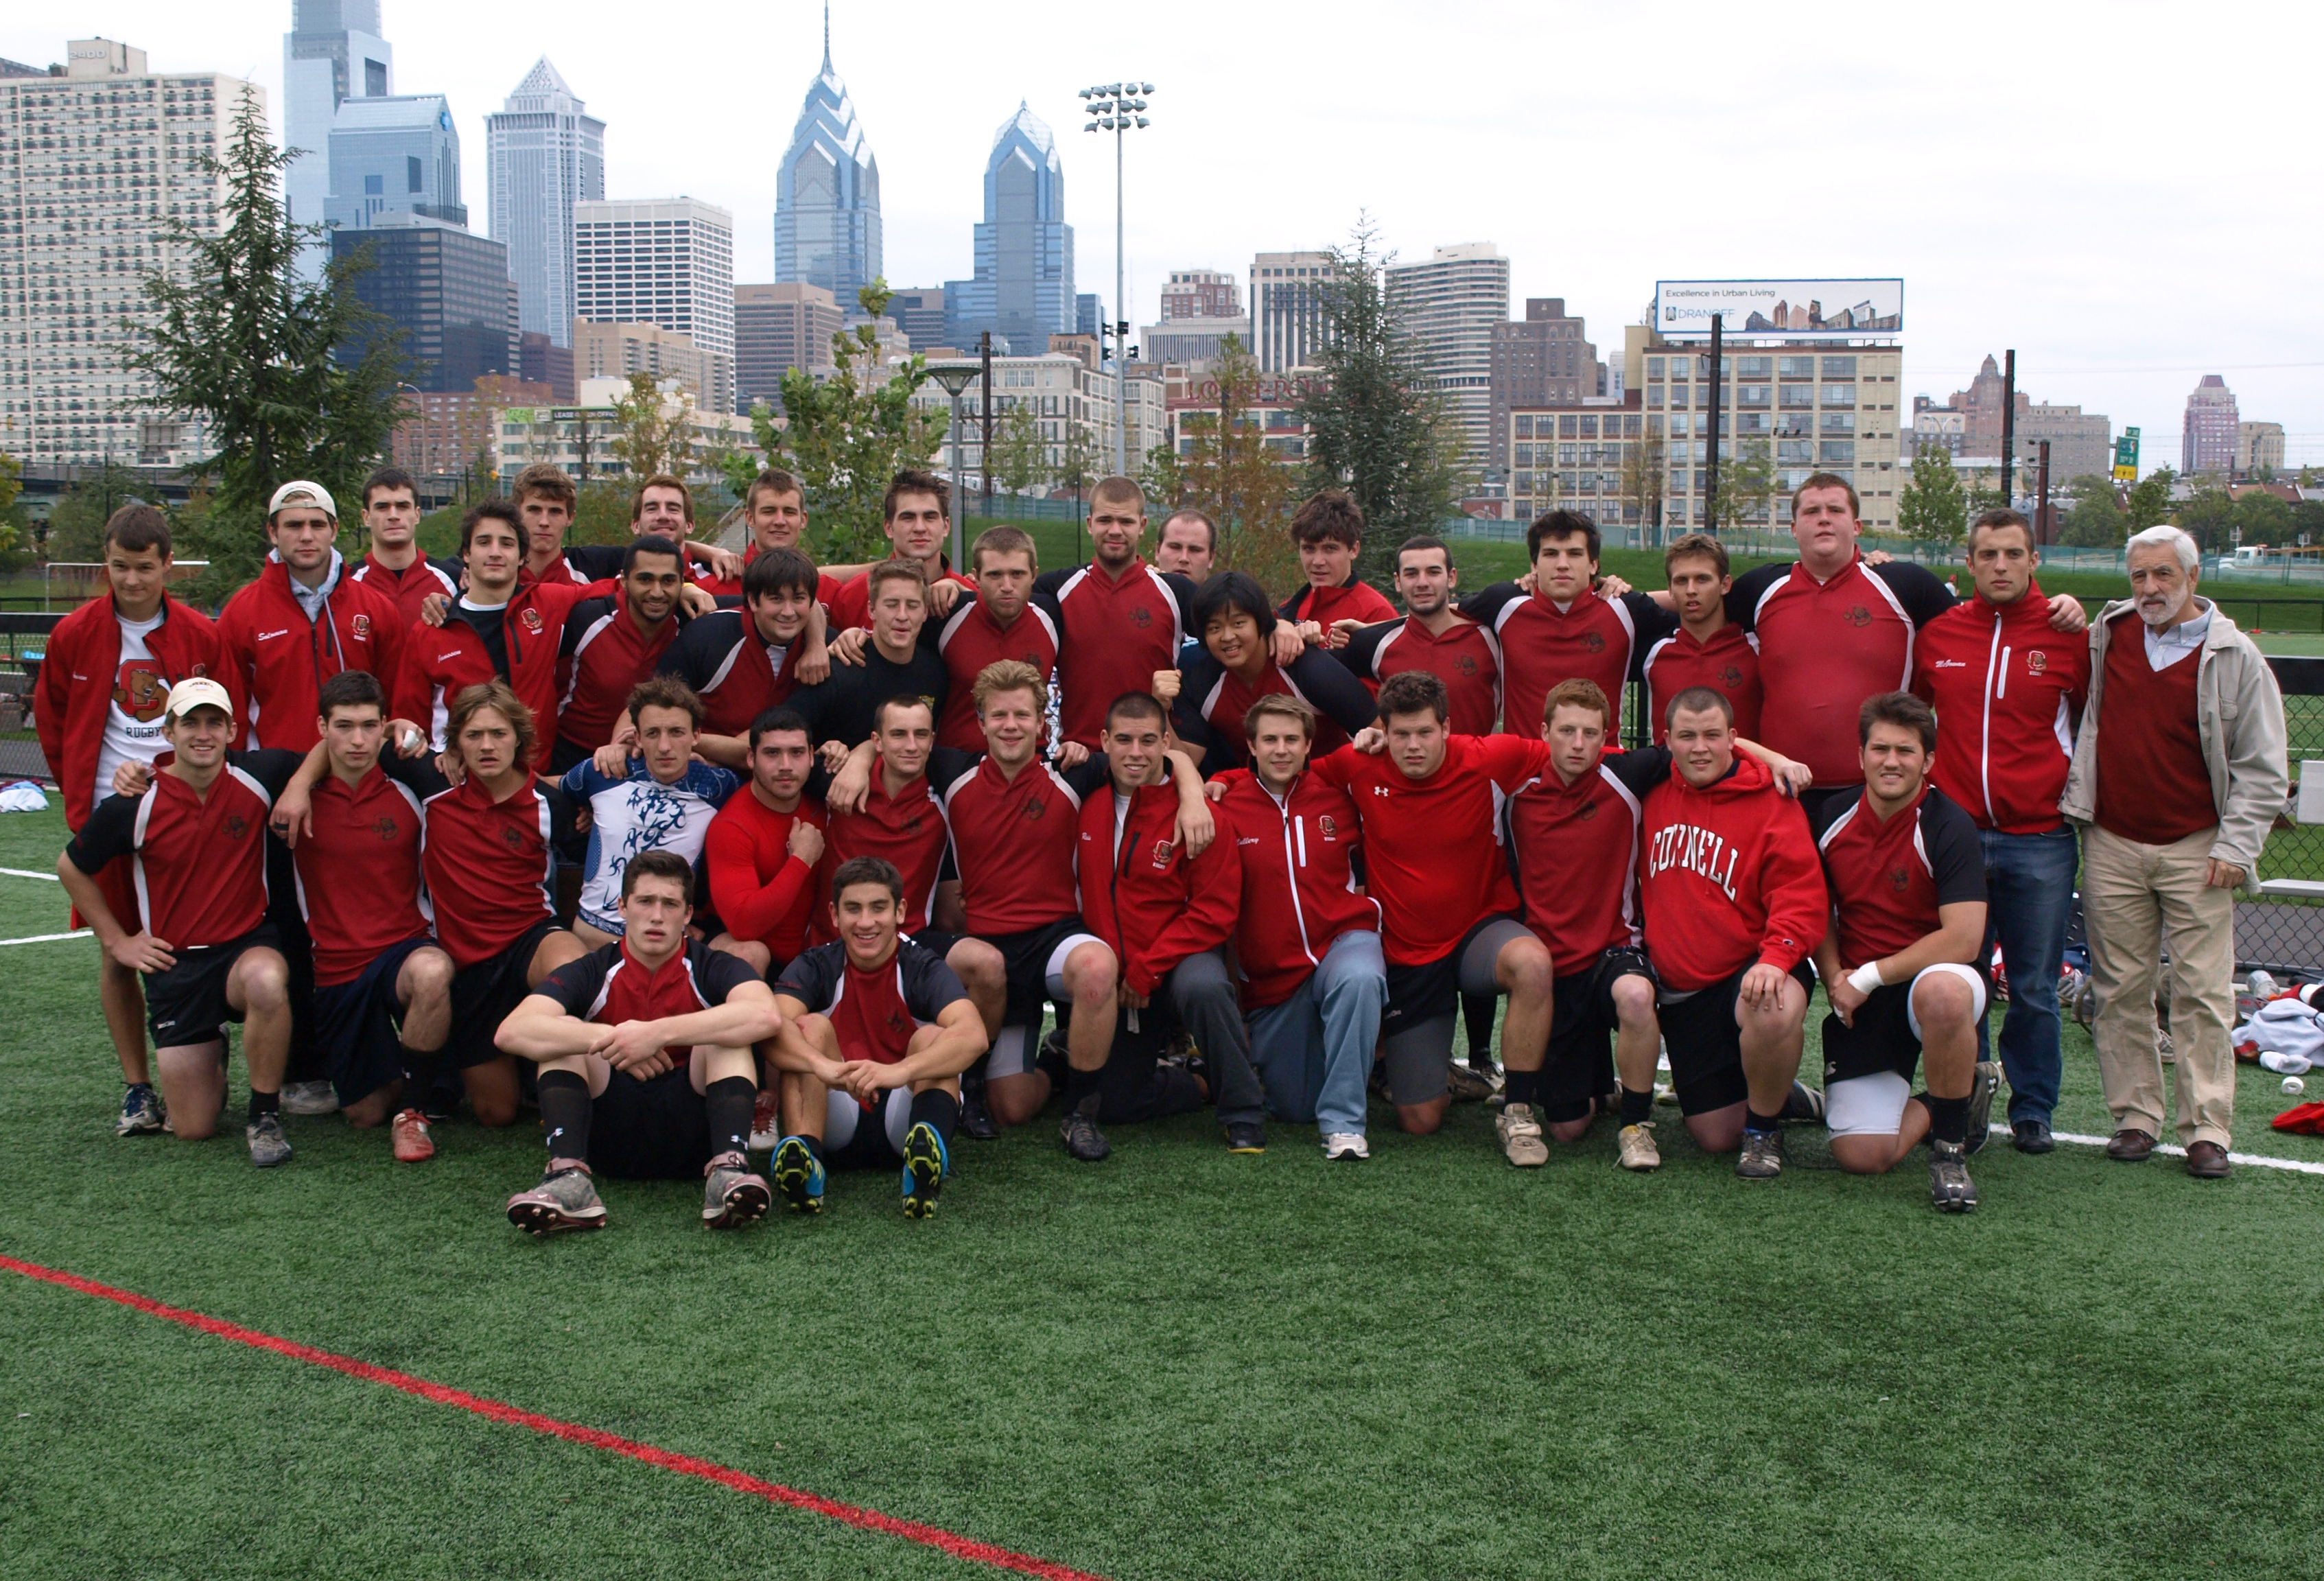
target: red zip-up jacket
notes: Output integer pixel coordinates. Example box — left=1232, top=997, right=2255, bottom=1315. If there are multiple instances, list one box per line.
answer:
left=1074, top=780, right=1237, bottom=997
left=1910, top=579, right=2091, bottom=835
left=1212, top=769, right=1381, bottom=1009
left=392, top=578, right=609, bottom=767
left=1639, top=751, right=1827, bottom=991
left=216, top=556, right=406, bottom=750
left=34, top=592, right=221, bottom=829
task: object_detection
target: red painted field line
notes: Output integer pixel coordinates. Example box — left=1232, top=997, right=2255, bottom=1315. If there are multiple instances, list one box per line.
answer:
left=1, top=1252, right=1107, bottom=1581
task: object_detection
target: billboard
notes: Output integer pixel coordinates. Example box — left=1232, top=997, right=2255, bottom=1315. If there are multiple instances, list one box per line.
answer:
left=1654, top=279, right=1903, bottom=340
left=2113, top=427, right=2140, bottom=482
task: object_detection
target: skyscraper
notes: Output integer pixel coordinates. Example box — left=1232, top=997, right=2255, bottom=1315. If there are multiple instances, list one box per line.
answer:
left=943, top=102, right=1075, bottom=355
left=487, top=58, right=604, bottom=350
left=332, top=216, right=513, bottom=392
left=2183, top=374, right=2239, bottom=476
left=735, top=282, right=843, bottom=411
left=774, top=8, right=880, bottom=310
left=1488, top=299, right=1598, bottom=472
left=325, top=93, right=463, bottom=232
left=1249, top=251, right=1332, bottom=372
left=1385, top=242, right=1509, bottom=472
left=574, top=198, right=735, bottom=410
left=283, top=1, right=392, bottom=279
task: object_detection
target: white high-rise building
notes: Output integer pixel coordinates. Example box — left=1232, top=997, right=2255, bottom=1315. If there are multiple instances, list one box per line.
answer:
left=574, top=199, right=736, bottom=412
left=1249, top=250, right=1332, bottom=373
left=0, top=41, right=252, bottom=468
left=283, top=0, right=392, bottom=280
left=1385, top=242, right=1509, bottom=473
left=487, top=58, right=604, bottom=350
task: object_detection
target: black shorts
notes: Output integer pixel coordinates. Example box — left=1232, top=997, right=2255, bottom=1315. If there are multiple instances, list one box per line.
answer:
left=448, top=917, right=563, bottom=1070
left=587, top=1067, right=712, bottom=1180
left=906, top=926, right=963, bottom=963
left=1541, top=947, right=1655, bottom=1123
left=1383, top=914, right=1522, bottom=1034
left=145, top=925, right=281, bottom=1049
left=1655, top=959, right=1816, bottom=1116
left=983, top=915, right=1102, bottom=1027
left=310, top=935, right=438, bottom=1105
left=1820, top=966, right=1989, bottom=1088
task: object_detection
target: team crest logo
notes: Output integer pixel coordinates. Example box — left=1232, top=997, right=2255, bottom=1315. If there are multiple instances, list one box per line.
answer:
left=351, top=613, right=373, bottom=641
left=1151, top=839, right=1175, bottom=870
left=1319, top=815, right=1338, bottom=838
left=904, top=815, right=923, bottom=834
left=2028, top=650, right=2048, bottom=674
left=1890, top=865, right=1911, bottom=891
left=113, top=661, right=169, bottom=723
left=886, top=1009, right=911, bottom=1036
left=501, top=825, right=526, bottom=850
left=1455, top=655, right=1479, bottom=676
left=1583, top=632, right=1606, bottom=653
left=373, top=816, right=399, bottom=841
left=1020, top=796, right=1046, bottom=822
left=1846, top=606, right=1873, bottom=627
left=223, top=814, right=250, bottom=841
left=1129, top=607, right=1153, bottom=627
left=521, top=607, right=546, bottom=635
left=1577, top=801, right=1598, bottom=821
left=1720, top=665, right=1744, bottom=687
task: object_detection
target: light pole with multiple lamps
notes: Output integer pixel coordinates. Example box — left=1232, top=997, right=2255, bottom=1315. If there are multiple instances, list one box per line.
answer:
left=1082, top=79, right=1152, bottom=476
left=926, top=361, right=983, bottom=570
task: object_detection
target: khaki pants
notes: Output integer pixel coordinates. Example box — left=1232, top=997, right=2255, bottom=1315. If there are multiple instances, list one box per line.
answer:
left=2081, top=825, right=2236, bottom=1149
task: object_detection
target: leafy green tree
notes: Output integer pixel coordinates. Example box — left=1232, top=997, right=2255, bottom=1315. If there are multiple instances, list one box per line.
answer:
left=1619, top=430, right=1666, bottom=544
left=124, top=88, right=406, bottom=600
left=1711, top=439, right=1776, bottom=535
left=989, top=401, right=1045, bottom=496
left=1054, top=417, right=1100, bottom=507
left=2056, top=475, right=2126, bottom=548
left=1177, top=335, right=1300, bottom=592
left=2230, top=488, right=2294, bottom=548
left=2124, top=468, right=2174, bottom=532
left=41, top=462, right=151, bottom=563
left=727, top=279, right=940, bottom=561
left=1293, top=219, right=1465, bottom=587
left=2292, top=499, right=2324, bottom=545
left=1897, top=446, right=1969, bottom=546
left=609, top=372, right=696, bottom=480
left=2176, top=484, right=2235, bottom=552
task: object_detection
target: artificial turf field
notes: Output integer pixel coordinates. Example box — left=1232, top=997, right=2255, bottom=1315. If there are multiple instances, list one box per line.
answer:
left=3, top=804, right=2322, bottom=1581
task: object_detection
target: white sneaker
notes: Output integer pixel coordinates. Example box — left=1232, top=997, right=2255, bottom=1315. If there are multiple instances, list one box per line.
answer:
left=279, top=1080, right=340, bottom=1116
left=1495, top=1103, right=1548, bottom=1167
left=1322, top=1132, right=1369, bottom=1160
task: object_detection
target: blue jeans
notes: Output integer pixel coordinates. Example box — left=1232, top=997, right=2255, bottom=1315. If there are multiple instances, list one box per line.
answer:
left=1244, top=930, right=1387, bottom=1136
left=1977, top=825, right=2079, bottom=1124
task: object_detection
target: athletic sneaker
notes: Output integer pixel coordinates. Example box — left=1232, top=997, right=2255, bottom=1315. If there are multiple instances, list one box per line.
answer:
left=245, top=1112, right=292, bottom=1168
left=747, top=1088, right=782, bottom=1153
left=703, top=1151, right=773, bottom=1230
left=116, top=1083, right=165, bottom=1137
left=506, top=1167, right=607, bottom=1234
left=901, top=1123, right=948, bottom=1219
left=1929, top=1138, right=1978, bottom=1213
left=1617, top=1121, right=1661, bottom=1172
left=279, top=1079, right=340, bottom=1116
left=1781, top=1081, right=1826, bottom=1124
left=390, top=1108, right=435, bottom=1163
left=771, top=1136, right=826, bottom=1215
left=1224, top=1121, right=1267, bottom=1154
left=1735, top=1128, right=1785, bottom=1179
left=1322, top=1132, right=1369, bottom=1160
left=1061, top=1094, right=1111, bottom=1162
left=1962, top=1061, right=2002, bottom=1156
left=1446, top=1062, right=1499, bottom=1103
left=1495, top=1103, right=1548, bottom=1167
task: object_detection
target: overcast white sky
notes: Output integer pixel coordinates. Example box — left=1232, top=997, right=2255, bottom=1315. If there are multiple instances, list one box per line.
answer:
left=11, top=1, right=2320, bottom=474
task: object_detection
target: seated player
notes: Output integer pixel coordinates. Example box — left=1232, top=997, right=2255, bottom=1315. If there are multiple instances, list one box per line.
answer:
left=765, top=857, right=990, bottom=1219
left=496, top=851, right=783, bottom=1234
left=1079, top=692, right=1268, bottom=1152
left=1311, top=671, right=1557, bottom=1160
left=703, top=706, right=827, bottom=977
left=1641, top=687, right=1829, bottom=1178
left=1811, top=692, right=1997, bottom=1210
left=58, top=679, right=298, bottom=1166
left=561, top=677, right=738, bottom=948
left=1210, top=694, right=1387, bottom=1160
left=1164, top=570, right=1378, bottom=772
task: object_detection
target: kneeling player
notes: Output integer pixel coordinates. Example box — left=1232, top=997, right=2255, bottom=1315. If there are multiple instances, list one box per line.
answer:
left=764, top=858, right=989, bottom=1218
left=496, top=851, right=782, bottom=1233
left=1640, top=688, right=1829, bottom=1178
left=1811, top=692, right=1997, bottom=1210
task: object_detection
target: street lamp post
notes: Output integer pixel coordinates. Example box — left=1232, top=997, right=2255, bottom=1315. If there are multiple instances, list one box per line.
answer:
left=927, top=361, right=983, bottom=570
left=1082, top=79, right=1154, bottom=476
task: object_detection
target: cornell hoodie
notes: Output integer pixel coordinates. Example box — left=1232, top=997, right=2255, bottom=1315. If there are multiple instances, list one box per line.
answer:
left=1639, top=751, right=1827, bottom=992
left=1075, top=780, right=1236, bottom=997
left=1212, top=769, right=1382, bottom=1009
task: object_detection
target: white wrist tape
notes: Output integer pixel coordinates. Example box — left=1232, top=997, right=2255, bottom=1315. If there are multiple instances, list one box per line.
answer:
left=1847, top=961, right=1886, bottom=996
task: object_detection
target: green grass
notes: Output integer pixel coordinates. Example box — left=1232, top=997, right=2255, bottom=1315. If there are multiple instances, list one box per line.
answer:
left=3, top=801, right=2323, bottom=1578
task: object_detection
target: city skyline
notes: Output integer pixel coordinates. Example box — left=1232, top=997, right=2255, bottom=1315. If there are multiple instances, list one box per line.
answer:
left=1, top=1, right=2316, bottom=472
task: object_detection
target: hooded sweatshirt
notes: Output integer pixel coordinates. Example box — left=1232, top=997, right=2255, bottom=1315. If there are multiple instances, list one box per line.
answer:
left=1639, top=751, right=1827, bottom=991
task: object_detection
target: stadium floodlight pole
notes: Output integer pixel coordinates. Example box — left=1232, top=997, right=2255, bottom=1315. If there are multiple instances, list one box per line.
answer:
left=978, top=331, right=995, bottom=522
left=1083, top=79, right=1155, bottom=474
left=927, top=362, right=982, bottom=568
left=2001, top=349, right=2017, bottom=508
left=1704, top=314, right=1724, bottom=532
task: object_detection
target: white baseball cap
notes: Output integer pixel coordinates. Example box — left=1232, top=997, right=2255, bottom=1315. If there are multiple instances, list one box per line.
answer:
left=268, top=480, right=337, bottom=519
left=162, top=677, right=235, bottom=722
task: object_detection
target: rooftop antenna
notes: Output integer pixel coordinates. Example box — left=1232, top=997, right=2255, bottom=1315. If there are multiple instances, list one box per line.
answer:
left=821, top=1, right=832, bottom=71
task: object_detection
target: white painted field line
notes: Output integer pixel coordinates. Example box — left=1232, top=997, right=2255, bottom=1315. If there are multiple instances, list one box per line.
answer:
left=1993, top=1122, right=2324, bottom=1176
left=0, top=867, right=59, bottom=882
left=0, top=929, right=90, bottom=947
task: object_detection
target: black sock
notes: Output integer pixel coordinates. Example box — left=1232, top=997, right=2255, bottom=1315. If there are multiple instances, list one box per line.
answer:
left=1744, top=1105, right=1784, bottom=1136
left=909, top=1088, right=961, bottom=1148
left=1923, top=1092, right=1969, bottom=1146
left=1503, top=1068, right=1540, bottom=1106
left=537, top=1070, right=591, bottom=1165
left=1620, top=1086, right=1655, bottom=1125
left=247, top=1089, right=280, bottom=1123
left=704, top=1075, right=755, bottom=1160
left=800, top=1133, right=825, bottom=1163
left=1063, top=1063, right=1102, bottom=1113
left=1462, top=992, right=1497, bottom=1070
left=401, top=1051, right=441, bottom=1108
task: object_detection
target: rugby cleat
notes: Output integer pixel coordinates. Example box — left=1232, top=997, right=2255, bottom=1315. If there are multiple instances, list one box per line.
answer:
left=116, top=1083, right=166, bottom=1137
left=390, top=1108, right=435, bottom=1163
left=1929, top=1138, right=1978, bottom=1213
left=703, top=1152, right=773, bottom=1229
left=901, top=1123, right=948, bottom=1219
left=1735, top=1127, right=1785, bottom=1179
left=1495, top=1103, right=1548, bottom=1167
left=771, top=1136, right=826, bottom=1215
left=279, top=1079, right=340, bottom=1116
left=1446, top=1062, right=1499, bottom=1103
left=506, top=1167, right=606, bottom=1234
left=1061, top=1095, right=1111, bottom=1162
left=245, top=1112, right=293, bottom=1168
left=956, top=1069, right=999, bottom=1142
left=1962, top=1061, right=2002, bottom=1155
left=747, top=1088, right=782, bottom=1153
left=1616, top=1121, right=1661, bottom=1172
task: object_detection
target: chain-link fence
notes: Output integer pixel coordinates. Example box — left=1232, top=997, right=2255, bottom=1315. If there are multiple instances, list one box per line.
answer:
left=2240, top=658, right=2324, bottom=972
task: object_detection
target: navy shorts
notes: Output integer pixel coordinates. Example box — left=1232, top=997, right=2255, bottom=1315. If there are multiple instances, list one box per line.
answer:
left=144, top=926, right=281, bottom=1049
left=449, top=917, right=562, bottom=1069
left=311, top=935, right=437, bottom=1106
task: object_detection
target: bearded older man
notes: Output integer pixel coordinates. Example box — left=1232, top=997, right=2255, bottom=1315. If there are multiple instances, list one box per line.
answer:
left=2061, top=524, right=2286, bottom=1178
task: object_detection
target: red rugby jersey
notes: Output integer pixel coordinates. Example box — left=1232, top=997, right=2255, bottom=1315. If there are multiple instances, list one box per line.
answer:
left=774, top=937, right=970, bottom=1066
left=290, top=756, right=437, bottom=986
left=1281, top=577, right=1398, bottom=630
left=1457, top=584, right=1669, bottom=742
left=703, top=785, right=829, bottom=963
left=935, top=753, right=1110, bottom=936
left=1641, top=622, right=1763, bottom=746
left=657, top=607, right=807, bottom=738
left=825, top=561, right=976, bottom=631
left=555, top=589, right=685, bottom=762
left=1340, top=616, right=1502, bottom=736
left=64, top=753, right=292, bottom=947
left=419, top=772, right=575, bottom=968
left=933, top=594, right=1061, bottom=751
left=812, top=747, right=972, bottom=940
left=1037, top=560, right=1195, bottom=749
left=535, top=937, right=762, bottom=1043
left=1172, top=646, right=1377, bottom=772
left=690, top=543, right=844, bottom=605
left=392, top=578, right=607, bottom=767
left=1504, top=747, right=1668, bottom=972
left=1810, top=782, right=1986, bottom=968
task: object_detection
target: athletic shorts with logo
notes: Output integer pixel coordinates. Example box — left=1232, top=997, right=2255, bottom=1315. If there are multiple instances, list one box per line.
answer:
left=1820, top=963, right=1990, bottom=1137
left=143, top=924, right=281, bottom=1048
left=1542, top=946, right=1656, bottom=1123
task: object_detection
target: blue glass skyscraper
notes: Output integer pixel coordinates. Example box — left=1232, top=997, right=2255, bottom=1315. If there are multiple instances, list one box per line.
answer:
left=774, top=10, right=880, bottom=309
left=283, top=0, right=393, bottom=279
left=326, top=93, right=465, bottom=232
left=945, top=102, right=1075, bottom=355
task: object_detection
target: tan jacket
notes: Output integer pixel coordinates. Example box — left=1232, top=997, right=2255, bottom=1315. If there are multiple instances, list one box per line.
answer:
left=2059, top=598, right=2288, bottom=877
